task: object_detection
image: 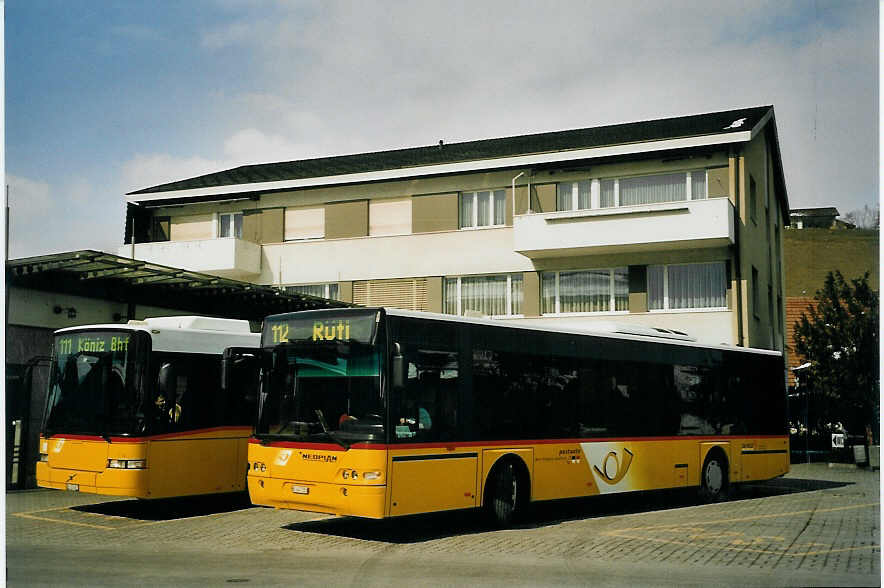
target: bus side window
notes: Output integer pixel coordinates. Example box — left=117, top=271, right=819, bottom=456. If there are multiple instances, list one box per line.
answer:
left=395, top=349, right=459, bottom=442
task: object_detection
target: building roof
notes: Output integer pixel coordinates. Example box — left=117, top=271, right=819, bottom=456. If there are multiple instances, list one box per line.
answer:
left=130, top=105, right=772, bottom=187
left=789, top=207, right=840, bottom=218
left=7, top=250, right=350, bottom=322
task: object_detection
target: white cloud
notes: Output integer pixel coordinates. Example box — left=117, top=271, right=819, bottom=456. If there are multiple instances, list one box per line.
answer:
left=193, top=0, right=876, bottom=209
left=7, top=174, right=121, bottom=259
left=200, top=21, right=255, bottom=50
left=9, top=1, right=877, bottom=259
left=7, top=174, right=52, bottom=219
left=223, top=128, right=305, bottom=165
left=120, top=153, right=224, bottom=193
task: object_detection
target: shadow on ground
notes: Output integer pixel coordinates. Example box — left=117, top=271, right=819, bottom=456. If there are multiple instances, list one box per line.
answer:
left=71, top=492, right=254, bottom=521
left=283, top=477, right=855, bottom=544
left=738, top=476, right=852, bottom=497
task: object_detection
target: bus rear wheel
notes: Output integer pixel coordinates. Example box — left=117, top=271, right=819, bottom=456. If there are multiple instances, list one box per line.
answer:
left=699, top=452, right=729, bottom=502
left=485, top=460, right=522, bottom=527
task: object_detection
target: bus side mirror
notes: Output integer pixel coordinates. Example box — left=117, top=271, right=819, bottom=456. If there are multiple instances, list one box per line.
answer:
left=221, top=347, right=259, bottom=391
left=391, top=343, right=405, bottom=391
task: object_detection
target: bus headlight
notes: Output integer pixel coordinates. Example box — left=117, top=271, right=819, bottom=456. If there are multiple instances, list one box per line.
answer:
left=107, top=459, right=146, bottom=469
left=363, top=471, right=381, bottom=481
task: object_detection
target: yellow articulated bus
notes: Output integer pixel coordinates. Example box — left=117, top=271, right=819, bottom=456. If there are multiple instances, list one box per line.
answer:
left=246, top=308, right=788, bottom=526
left=37, top=316, right=260, bottom=499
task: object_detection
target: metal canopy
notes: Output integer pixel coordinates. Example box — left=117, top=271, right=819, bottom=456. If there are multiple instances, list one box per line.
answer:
left=7, top=250, right=351, bottom=322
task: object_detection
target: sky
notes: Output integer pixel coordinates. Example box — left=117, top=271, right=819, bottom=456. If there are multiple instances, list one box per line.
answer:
left=4, top=0, right=879, bottom=258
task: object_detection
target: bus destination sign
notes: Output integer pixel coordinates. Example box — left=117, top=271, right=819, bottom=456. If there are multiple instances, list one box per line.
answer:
left=56, top=332, right=131, bottom=356
left=264, top=312, right=377, bottom=346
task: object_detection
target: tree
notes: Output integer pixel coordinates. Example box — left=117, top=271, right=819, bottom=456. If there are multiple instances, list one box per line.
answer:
left=844, top=204, right=880, bottom=229
left=793, top=271, right=879, bottom=442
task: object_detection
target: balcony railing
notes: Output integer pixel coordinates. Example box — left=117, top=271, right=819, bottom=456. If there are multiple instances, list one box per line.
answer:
left=513, top=197, right=734, bottom=258
left=119, top=238, right=262, bottom=279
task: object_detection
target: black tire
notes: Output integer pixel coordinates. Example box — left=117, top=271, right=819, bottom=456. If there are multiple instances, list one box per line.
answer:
left=485, top=460, right=522, bottom=527
left=699, top=452, right=729, bottom=502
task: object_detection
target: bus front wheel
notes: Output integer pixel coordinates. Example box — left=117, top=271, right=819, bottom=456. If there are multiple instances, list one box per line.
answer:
left=485, top=459, right=523, bottom=527
left=699, top=452, right=729, bottom=502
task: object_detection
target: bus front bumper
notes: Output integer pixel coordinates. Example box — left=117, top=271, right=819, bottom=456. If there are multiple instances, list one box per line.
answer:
left=248, top=475, right=386, bottom=518
left=37, top=462, right=150, bottom=498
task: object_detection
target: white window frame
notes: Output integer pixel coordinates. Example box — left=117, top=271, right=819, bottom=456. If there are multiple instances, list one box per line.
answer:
left=556, top=170, right=708, bottom=212
left=555, top=180, right=592, bottom=211
left=649, top=262, right=728, bottom=312
left=217, top=212, right=243, bottom=239
left=459, top=190, right=506, bottom=229
left=444, top=273, right=523, bottom=317
left=541, top=268, right=629, bottom=316
left=284, top=283, right=340, bottom=300
left=686, top=169, right=708, bottom=200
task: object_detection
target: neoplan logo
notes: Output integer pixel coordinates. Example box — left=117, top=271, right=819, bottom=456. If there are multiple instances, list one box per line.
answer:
left=593, top=448, right=634, bottom=484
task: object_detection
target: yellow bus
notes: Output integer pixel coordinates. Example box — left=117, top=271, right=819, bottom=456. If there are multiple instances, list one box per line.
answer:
left=37, top=316, right=260, bottom=499
left=247, top=308, right=788, bottom=525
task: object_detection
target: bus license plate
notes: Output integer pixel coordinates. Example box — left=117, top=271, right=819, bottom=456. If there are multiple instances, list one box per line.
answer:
left=291, top=485, right=309, bottom=495
left=66, top=483, right=79, bottom=491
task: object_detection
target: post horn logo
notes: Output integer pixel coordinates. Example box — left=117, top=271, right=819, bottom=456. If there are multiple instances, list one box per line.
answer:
left=593, top=448, right=634, bottom=485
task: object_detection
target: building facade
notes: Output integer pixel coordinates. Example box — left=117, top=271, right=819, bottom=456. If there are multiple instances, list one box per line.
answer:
left=120, top=106, right=789, bottom=350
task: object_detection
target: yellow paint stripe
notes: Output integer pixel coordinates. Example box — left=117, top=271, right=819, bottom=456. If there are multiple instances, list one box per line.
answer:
left=13, top=501, right=253, bottom=531
left=13, top=512, right=116, bottom=531
left=13, top=504, right=77, bottom=515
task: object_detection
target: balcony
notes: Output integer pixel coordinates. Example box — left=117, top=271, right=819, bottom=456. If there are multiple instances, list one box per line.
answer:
left=119, top=238, right=262, bottom=280
left=513, top=197, right=734, bottom=258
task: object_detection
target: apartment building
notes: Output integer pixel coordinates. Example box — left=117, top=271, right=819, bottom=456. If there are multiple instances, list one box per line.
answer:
left=121, top=106, right=789, bottom=350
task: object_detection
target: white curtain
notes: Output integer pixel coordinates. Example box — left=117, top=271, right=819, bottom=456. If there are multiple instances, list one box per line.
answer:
left=556, top=183, right=572, bottom=211
left=476, top=191, right=491, bottom=226
left=541, top=273, right=556, bottom=313
left=669, top=262, right=725, bottom=309
left=446, top=274, right=522, bottom=316
left=619, top=172, right=686, bottom=206
left=493, top=190, right=506, bottom=225
left=443, top=278, right=458, bottom=314
left=510, top=274, right=523, bottom=315
left=462, top=275, right=507, bottom=316
left=648, top=265, right=665, bottom=310
left=613, top=267, right=629, bottom=311
left=690, top=170, right=707, bottom=200
left=286, top=284, right=335, bottom=299
left=650, top=262, right=726, bottom=309
left=600, top=179, right=615, bottom=208
left=459, top=194, right=474, bottom=228
left=560, top=270, right=610, bottom=313
left=577, top=181, right=591, bottom=209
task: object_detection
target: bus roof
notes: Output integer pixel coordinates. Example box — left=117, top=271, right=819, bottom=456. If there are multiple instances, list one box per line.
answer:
left=266, top=307, right=782, bottom=357
left=56, top=316, right=259, bottom=354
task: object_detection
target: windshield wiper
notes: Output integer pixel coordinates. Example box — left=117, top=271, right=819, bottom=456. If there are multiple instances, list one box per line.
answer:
left=314, top=409, right=350, bottom=450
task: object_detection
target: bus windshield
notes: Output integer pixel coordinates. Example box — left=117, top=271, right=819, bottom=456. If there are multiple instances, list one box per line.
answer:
left=257, top=341, right=384, bottom=445
left=44, top=331, right=147, bottom=437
